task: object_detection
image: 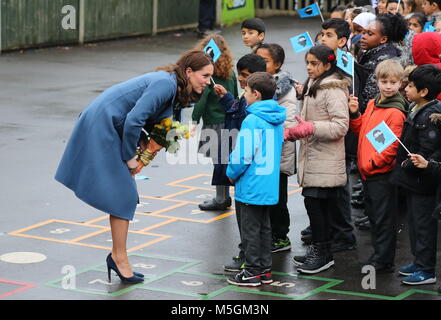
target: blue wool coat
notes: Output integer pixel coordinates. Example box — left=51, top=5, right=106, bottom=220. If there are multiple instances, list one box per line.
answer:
left=55, top=71, right=177, bottom=220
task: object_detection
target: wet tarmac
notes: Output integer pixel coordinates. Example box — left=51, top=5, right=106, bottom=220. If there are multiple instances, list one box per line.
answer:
left=0, top=16, right=440, bottom=303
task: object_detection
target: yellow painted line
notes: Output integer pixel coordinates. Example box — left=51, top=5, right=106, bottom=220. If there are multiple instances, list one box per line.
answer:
left=205, top=210, right=236, bottom=223
left=52, top=219, right=108, bottom=228
left=161, top=187, right=199, bottom=199
left=84, top=215, right=108, bottom=225
left=8, top=219, right=57, bottom=234
left=288, top=188, right=302, bottom=196
left=127, top=235, right=172, bottom=253
left=70, top=228, right=109, bottom=242
left=6, top=233, right=111, bottom=250
left=167, top=174, right=211, bottom=186
left=139, top=218, right=178, bottom=232
left=139, top=194, right=190, bottom=204
left=142, top=201, right=189, bottom=215
left=172, top=184, right=216, bottom=191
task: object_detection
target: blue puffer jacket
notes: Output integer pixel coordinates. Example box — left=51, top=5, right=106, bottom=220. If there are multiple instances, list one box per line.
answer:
left=227, top=99, right=286, bottom=205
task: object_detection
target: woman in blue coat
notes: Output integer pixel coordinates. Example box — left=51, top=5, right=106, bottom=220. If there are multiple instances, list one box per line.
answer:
left=55, top=50, right=214, bottom=284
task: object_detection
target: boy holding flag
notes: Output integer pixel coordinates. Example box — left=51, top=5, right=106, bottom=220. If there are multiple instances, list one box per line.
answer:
left=348, top=59, right=408, bottom=273
left=390, top=64, right=441, bottom=285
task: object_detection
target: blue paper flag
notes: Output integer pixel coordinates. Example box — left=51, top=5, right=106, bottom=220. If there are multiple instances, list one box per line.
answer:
left=290, top=32, right=314, bottom=53
left=336, top=49, right=354, bottom=76
left=423, top=21, right=436, bottom=32
left=204, top=38, right=222, bottom=63
left=366, top=121, right=398, bottom=153
left=297, top=3, right=321, bottom=18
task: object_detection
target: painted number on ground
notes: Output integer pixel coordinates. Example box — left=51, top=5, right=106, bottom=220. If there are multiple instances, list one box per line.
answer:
left=50, top=228, right=71, bottom=234
left=181, top=280, right=203, bottom=286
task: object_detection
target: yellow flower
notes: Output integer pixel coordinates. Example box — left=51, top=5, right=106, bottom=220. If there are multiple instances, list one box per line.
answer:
left=184, top=132, right=190, bottom=139
left=162, top=118, right=172, bottom=129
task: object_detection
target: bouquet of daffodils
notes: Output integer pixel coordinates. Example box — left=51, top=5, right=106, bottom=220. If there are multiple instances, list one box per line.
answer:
left=137, top=118, right=190, bottom=167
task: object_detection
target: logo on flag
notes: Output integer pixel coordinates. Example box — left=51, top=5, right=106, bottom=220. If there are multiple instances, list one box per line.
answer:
left=204, top=39, right=222, bottom=63
left=290, top=32, right=314, bottom=53
left=423, top=21, right=436, bottom=32
left=297, top=3, right=320, bottom=18
left=366, top=121, right=398, bottom=153
left=336, top=49, right=354, bottom=76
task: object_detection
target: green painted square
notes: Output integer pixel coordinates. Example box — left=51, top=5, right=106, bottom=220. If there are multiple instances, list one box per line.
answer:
left=223, top=272, right=343, bottom=300
left=142, top=270, right=228, bottom=299
left=45, top=254, right=201, bottom=297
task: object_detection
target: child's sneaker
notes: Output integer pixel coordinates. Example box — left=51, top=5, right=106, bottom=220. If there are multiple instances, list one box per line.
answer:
left=227, top=269, right=261, bottom=287
left=223, top=255, right=244, bottom=272
left=259, top=269, right=273, bottom=284
left=401, top=271, right=436, bottom=285
left=296, top=243, right=334, bottom=274
left=300, top=225, right=312, bottom=236
left=292, top=245, right=314, bottom=266
left=271, top=237, right=291, bottom=253
left=399, top=263, right=418, bottom=276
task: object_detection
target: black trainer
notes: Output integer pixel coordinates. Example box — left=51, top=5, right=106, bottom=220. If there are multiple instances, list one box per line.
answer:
left=223, top=255, right=244, bottom=272
left=199, top=197, right=232, bottom=211
left=301, top=225, right=312, bottom=236
left=354, top=215, right=368, bottom=226
left=271, top=237, right=291, bottom=253
left=292, top=245, right=313, bottom=266
left=301, top=233, right=312, bottom=245
left=259, top=269, right=273, bottom=284
left=296, top=243, right=334, bottom=274
left=331, top=241, right=357, bottom=253
left=227, top=269, right=261, bottom=287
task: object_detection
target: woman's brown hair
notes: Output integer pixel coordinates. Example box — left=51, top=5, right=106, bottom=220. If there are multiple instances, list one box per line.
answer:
left=195, top=33, right=234, bottom=80
left=157, top=49, right=213, bottom=105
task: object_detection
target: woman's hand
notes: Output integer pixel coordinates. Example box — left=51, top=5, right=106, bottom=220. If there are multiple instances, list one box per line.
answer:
left=409, top=153, right=429, bottom=169
left=147, top=138, right=163, bottom=153
left=348, top=95, right=359, bottom=114
left=126, top=155, right=139, bottom=176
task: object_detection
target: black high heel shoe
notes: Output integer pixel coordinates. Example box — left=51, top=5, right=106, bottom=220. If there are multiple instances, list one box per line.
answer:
left=106, top=253, right=144, bottom=284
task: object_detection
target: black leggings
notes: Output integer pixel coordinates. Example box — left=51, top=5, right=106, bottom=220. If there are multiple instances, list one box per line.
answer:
left=304, top=197, right=332, bottom=244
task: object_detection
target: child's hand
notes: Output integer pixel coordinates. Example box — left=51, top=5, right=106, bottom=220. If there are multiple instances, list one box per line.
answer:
left=409, top=153, right=429, bottom=168
left=348, top=95, right=359, bottom=114
left=284, top=116, right=315, bottom=141
left=294, top=82, right=303, bottom=96
left=214, top=84, right=227, bottom=98
left=190, top=124, right=197, bottom=137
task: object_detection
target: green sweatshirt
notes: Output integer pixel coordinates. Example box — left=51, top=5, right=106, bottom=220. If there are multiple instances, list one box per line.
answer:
left=191, top=72, right=238, bottom=125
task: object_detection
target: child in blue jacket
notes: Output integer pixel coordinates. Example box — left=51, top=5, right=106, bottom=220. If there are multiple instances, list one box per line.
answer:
left=212, top=54, right=267, bottom=272
left=225, top=72, right=286, bottom=287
